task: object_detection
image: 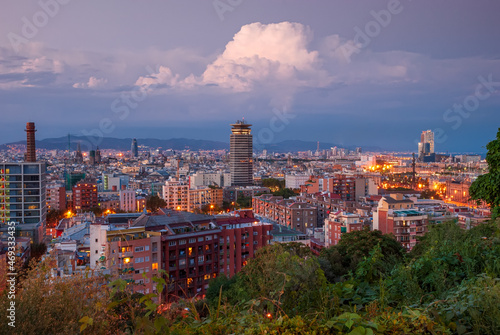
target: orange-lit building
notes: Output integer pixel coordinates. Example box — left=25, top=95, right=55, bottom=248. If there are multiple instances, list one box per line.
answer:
left=73, top=179, right=98, bottom=212
left=324, top=211, right=364, bottom=247
left=373, top=194, right=427, bottom=250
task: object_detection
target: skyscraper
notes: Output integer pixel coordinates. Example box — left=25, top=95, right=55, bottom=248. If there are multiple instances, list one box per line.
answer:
left=418, top=130, right=435, bottom=162
left=420, top=130, right=434, bottom=154
left=230, top=120, right=253, bottom=186
left=131, top=138, right=138, bottom=158
left=24, top=122, right=36, bottom=162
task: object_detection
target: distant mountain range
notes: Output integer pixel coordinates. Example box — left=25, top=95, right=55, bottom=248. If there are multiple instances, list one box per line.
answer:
left=0, top=136, right=382, bottom=153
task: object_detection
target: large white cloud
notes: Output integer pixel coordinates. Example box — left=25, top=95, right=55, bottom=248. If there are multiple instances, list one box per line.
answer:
left=136, top=22, right=332, bottom=94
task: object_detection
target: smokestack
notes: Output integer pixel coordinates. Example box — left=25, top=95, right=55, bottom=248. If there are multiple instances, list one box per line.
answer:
left=25, top=122, right=37, bottom=162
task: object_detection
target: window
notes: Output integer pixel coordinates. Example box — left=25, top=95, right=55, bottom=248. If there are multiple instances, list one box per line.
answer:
left=168, top=241, right=176, bottom=246
left=145, top=245, right=149, bottom=251
left=198, top=255, right=204, bottom=263
left=135, top=246, right=144, bottom=252
left=189, top=238, right=196, bottom=243
left=135, top=257, right=144, bottom=263
left=198, top=237, right=204, bottom=242
left=145, top=256, right=150, bottom=262
left=95, top=238, right=98, bottom=243
left=179, top=239, right=186, bottom=245
left=205, top=235, right=212, bottom=241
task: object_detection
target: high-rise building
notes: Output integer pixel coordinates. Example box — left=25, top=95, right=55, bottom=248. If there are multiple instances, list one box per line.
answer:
left=418, top=130, right=435, bottom=159
left=95, top=147, right=101, bottom=164
left=0, top=123, right=47, bottom=242
left=0, top=162, right=47, bottom=243
left=24, top=122, right=37, bottom=162
left=131, top=138, right=139, bottom=158
left=230, top=120, right=253, bottom=186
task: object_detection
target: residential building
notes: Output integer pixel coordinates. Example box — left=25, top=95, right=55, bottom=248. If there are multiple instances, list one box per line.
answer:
left=73, top=179, right=98, bottom=212
left=162, top=178, right=189, bottom=211
left=373, top=194, right=428, bottom=250
left=324, top=211, right=363, bottom=247
left=120, top=189, right=137, bottom=212
left=46, top=183, right=67, bottom=211
left=252, top=194, right=318, bottom=233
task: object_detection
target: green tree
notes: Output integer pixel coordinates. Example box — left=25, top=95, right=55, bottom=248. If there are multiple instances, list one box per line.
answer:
left=146, top=195, right=166, bottom=213
left=319, top=228, right=405, bottom=283
left=470, top=128, right=500, bottom=219
left=231, top=243, right=327, bottom=316
left=272, top=188, right=296, bottom=199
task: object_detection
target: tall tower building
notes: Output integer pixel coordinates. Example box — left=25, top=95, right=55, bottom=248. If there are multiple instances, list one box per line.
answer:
left=131, top=138, right=139, bottom=158
left=418, top=130, right=435, bottom=160
left=421, top=130, right=434, bottom=154
left=24, top=122, right=37, bottom=162
left=230, top=120, right=253, bottom=186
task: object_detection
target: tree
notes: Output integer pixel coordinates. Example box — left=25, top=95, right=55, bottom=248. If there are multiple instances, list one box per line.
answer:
left=420, top=189, right=442, bottom=200
left=262, top=178, right=285, bottom=192
left=146, top=195, right=166, bottom=213
left=470, top=128, right=500, bottom=219
left=230, top=243, right=327, bottom=316
left=318, top=228, right=405, bottom=283
left=272, top=188, right=296, bottom=199
left=46, top=209, right=65, bottom=228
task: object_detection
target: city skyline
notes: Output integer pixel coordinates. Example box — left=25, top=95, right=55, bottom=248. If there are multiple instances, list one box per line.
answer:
left=0, top=1, right=499, bottom=152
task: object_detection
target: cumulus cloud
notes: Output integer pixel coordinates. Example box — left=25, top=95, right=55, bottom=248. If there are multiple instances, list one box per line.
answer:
left=73, top=76, right=108, bottom=89
left=135, top=66, right=179, bottom=88
left=136, top=22, right=331, bottom=92
left=201, top=22, right=330, bottom=91
left=134, top=21, right=417, bottom=102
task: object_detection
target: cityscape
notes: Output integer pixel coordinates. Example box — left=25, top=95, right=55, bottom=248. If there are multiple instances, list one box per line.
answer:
left=0, top=1, right=499, bottom=334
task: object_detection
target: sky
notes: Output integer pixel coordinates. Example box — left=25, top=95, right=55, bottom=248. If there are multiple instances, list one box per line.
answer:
left=0, top=0, right=499, bottom=153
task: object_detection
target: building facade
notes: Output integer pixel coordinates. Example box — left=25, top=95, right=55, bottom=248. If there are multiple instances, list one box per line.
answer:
left=73, top=179, right=98, bottom=212
left=230, top=120, right=253, bottom=186
left=0, top=162, right=47, bottom=242
left=373, top=194, right=428, bottom=250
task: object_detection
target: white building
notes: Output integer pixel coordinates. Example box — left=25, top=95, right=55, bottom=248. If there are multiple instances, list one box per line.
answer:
left=189, top=171, right=231, bottom=188
left=120, top=190, right=137, bottom=212
left=285, top=174, right=310, bottom=189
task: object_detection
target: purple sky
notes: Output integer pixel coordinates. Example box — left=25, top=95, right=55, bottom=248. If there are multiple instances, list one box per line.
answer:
left=0, top=0, right=499, bottom=152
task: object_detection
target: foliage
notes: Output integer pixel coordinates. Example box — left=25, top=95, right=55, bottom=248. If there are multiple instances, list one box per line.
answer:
left=272, top=187, right=297, bottom=199
left=30, top=242, right=47, bottom=261
left=261, top=178, right=285, bottom=190
left=232, top=243, right=327, bottom=316
left=319, top=228, right=405, bottom=282
left=5, top=218, right=500, bottom=334
left=470, top=127, right=500, bottom=218
left=146, top=195, right=166, bottom=213
left=236, top=196, right=252, bottom=208
left=0, top=257, right=117, bottom=335
left=420, top=189, right=442, bottom=200
left=46, top=209, right=65, bottom=227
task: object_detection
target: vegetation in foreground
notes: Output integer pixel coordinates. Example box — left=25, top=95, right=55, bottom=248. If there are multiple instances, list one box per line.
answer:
left=1, top=219, right=500, bottom=334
